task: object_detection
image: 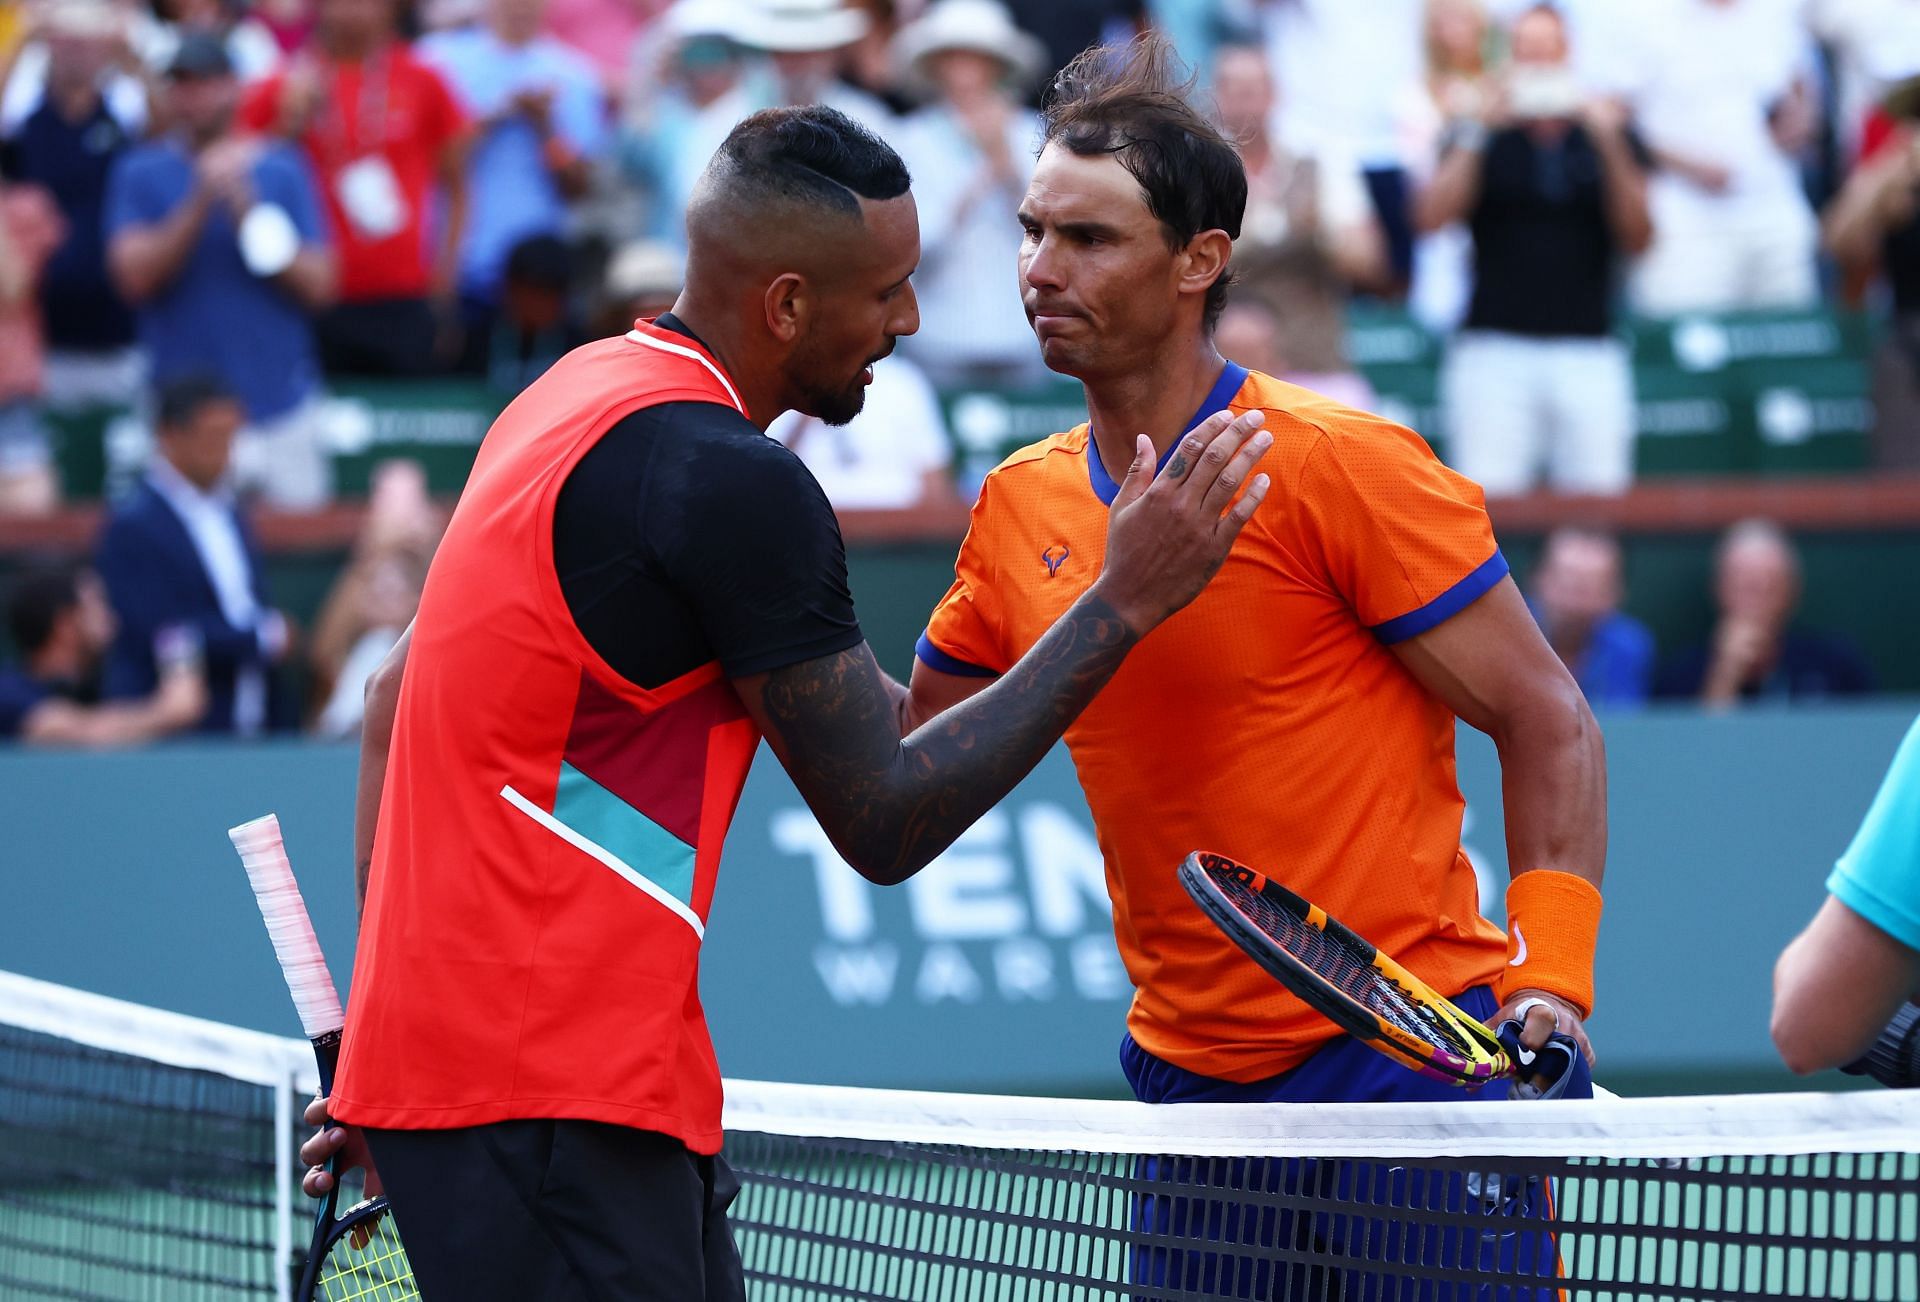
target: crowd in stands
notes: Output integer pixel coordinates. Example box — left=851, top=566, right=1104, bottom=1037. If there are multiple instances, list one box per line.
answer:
left=1525, top=520, right=1876, bottom=710
left=0, top=0, right=1912, bottom=741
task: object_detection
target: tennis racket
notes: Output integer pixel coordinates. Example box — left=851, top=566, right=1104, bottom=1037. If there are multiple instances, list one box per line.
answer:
left=230, top=814, right=419, bottom=1301
left=1179, top=850, right=1575, bottom=1090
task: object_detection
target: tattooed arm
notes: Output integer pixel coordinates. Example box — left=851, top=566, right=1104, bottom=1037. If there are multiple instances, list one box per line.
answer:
left=733, top=410, right=1272, bottom=884
left=738, top=597, right=1133, bottom=883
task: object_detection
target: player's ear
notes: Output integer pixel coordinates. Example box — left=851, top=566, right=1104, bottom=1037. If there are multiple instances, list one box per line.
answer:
left=1177, top=229, right=1234, bottom=301
left=764, top=272, right=809, bottom=344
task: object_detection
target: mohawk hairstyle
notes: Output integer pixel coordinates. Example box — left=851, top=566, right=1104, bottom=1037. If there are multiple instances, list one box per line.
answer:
left=1042, top=33, right=1247, bottom=329
left=708, top=105, right=912, bottom=220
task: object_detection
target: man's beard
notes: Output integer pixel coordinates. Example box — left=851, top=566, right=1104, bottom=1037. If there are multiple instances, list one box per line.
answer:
left=797, top=372, right=868, bottom=427
left=789, top=333, right=879, bottom=427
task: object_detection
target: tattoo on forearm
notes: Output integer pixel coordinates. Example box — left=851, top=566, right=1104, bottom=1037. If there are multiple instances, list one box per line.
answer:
left=760, top=595, right=1136, bottom=882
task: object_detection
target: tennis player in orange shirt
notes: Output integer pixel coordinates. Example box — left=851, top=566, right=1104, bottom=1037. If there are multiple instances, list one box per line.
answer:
left=910, top=34, right=1607, bottom=1112
left=904, top=36, right=1607, bottom=1299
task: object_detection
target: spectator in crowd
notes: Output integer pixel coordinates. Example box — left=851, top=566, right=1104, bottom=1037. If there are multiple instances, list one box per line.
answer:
left=420, top=0, right=606, bottom=370
left=1147, top=0, right=1235, bottom=80
left=1824, top=74, right=1920, bottom=467
left=1804, top=0, right=1920, bottom=158
left=769, top=353, right=961, bottom=511
left=592, top=235, right=680, bottom=334
left=1656, top=519, right=1877, bottom=706
left=1256, top=0, right=1425, bottom=285
left=254, top=0, right=319, bottom=56
left=477, top=231, right=582, bottom=388
left=729, top=0, right=894, bottom=137
left=0, top=175, right=62, bottom=514
left=890, top=0, right=1049, bottom=388
left=0, top=0, right=145, bottom=412
left=543, top=0, right=669, bottom=103
left=96, top=377, right=296, bottom=737
left=242, top=0, right=471, bottom=377
left=105, top=33, right=336, bottom=508
left=0, top=562, right=206, bottom=745
left=1212, top=291, right=1373, bottom=410
left=1527, top=526, right=1653, bottom=708
left=1417, top=3, right=1652, bottom=497
left=307, top=457, right=437, bottom=736
left=140, top=0, right=285, bottom=84
left=1399, top=0, right=1493, bottom=334
left=839, top=0, right=917, bottom=117
left=0, top=0, right=149, bottom=142
left=1212, top=40, right=1385, bottom=407
left=619, top=0, right=748, bottom=249
left=1001, top=0, right=1146, bottom=102
left=1623, top=0, right=1821, bottom=315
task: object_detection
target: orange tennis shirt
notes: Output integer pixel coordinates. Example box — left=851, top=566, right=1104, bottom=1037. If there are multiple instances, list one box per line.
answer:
left=919, top=364, right=1512, bottom=1083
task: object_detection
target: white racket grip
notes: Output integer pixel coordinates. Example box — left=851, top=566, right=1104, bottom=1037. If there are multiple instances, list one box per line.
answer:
left=229, top=814, right=346, bottom=1041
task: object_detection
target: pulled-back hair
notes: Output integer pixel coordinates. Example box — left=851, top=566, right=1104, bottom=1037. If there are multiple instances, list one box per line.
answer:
left=1043, top=34, right=1247, bottom=329
left=709, top=105, right=912, bottom=219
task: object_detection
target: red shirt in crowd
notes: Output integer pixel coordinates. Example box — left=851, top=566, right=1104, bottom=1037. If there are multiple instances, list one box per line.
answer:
left=242, top=43, right=466, bottom=304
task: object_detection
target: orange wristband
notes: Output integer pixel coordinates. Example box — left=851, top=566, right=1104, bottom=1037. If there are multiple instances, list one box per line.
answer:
left=1494, top=869, right=1602, bottom=1019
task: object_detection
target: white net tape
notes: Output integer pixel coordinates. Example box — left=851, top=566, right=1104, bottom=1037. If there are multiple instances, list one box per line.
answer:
left=229, top=813, right=346, bottom=1042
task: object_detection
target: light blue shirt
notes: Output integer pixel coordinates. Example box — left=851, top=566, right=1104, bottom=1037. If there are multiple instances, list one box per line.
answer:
left=419, top=27, right=606, bottom=299
left=892, top=105, right=1044, bottom=377
left=1828, top=716, right=1920, bottom=951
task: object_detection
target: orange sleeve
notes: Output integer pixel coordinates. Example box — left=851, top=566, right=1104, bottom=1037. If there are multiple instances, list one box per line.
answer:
left=917, top=491, right=1009, bottom=678
left=1295, top=417, right=1508, bottom=643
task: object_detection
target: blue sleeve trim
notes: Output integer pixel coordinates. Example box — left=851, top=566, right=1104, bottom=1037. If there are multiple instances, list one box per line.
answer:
left=916, top=632, right=997, bottom=679
left=1370, top=550, right=1511, bottom=645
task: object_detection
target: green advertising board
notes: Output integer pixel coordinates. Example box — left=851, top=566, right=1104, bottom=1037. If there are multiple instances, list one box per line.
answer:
left=39, top=308, right=1877, bottom=502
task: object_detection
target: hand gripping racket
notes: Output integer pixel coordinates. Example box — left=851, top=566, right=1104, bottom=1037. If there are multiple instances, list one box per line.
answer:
left=1178, top=851, right=1579, bottom=1092
left=230, top=814, right=419, bottom=1301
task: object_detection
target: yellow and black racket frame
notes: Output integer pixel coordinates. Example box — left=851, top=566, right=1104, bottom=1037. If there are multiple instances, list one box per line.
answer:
left=1179, top=851, right=1513, bottom=1086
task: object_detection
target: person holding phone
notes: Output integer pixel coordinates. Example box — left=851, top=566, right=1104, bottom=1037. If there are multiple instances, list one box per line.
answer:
left=1416, top=2, right=1652, bottom=497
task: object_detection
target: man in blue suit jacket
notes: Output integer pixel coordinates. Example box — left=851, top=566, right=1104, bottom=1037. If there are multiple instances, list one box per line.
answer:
left=96, top=377, right=294, bottom=735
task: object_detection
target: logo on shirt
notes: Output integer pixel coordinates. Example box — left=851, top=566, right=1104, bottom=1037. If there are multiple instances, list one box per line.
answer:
left=1041, top=545, right=1071, bottom=577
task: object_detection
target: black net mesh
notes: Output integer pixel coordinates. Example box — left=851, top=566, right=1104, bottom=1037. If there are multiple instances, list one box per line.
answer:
left=0, top=1021, right=283, bottom=1299
left=728, top=1130, right=1920, bottom=1301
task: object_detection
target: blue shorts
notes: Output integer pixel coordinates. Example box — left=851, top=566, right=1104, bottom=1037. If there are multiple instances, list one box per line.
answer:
left=1121, top=986, right=1592, bottom=1300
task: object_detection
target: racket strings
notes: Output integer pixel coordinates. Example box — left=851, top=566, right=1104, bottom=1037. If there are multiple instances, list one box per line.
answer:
left=1219, top=874, right=1481, bottom=1057
left=315, top=1214, right=418, bottom=1301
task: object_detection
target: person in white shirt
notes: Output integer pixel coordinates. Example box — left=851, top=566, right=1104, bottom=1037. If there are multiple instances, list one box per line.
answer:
left=889, top=0, right=1051, bottom=389
left=1621, top=0, right=1821, bottom=314
left=767, top=352, right=960, bottom=511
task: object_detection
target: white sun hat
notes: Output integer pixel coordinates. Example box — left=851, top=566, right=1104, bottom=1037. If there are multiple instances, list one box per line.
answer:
left=664, top=0, right=747, bottom=42
left=890, top=0, right=1048, bottom=101
left=729, top=0, right=871, bottom=54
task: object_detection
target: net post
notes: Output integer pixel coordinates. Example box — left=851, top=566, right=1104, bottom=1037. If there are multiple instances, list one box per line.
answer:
left=274, top=1059, right=295, bottom=1302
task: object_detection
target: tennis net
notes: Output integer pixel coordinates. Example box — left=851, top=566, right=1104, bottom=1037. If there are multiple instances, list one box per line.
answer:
left=5, top=972, right=1919, bottom=1301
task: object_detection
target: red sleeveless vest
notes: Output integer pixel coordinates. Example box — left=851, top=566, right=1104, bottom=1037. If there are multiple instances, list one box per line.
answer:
left=333, top=321, right=761, bottom=1154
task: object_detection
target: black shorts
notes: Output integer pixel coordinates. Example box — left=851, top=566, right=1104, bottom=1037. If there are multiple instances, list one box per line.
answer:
left=365, top=1120, right=744, bottom=1302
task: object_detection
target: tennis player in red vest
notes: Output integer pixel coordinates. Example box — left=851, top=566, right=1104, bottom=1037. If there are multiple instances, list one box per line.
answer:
left=296, top=106, right=1272, bottom=1299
